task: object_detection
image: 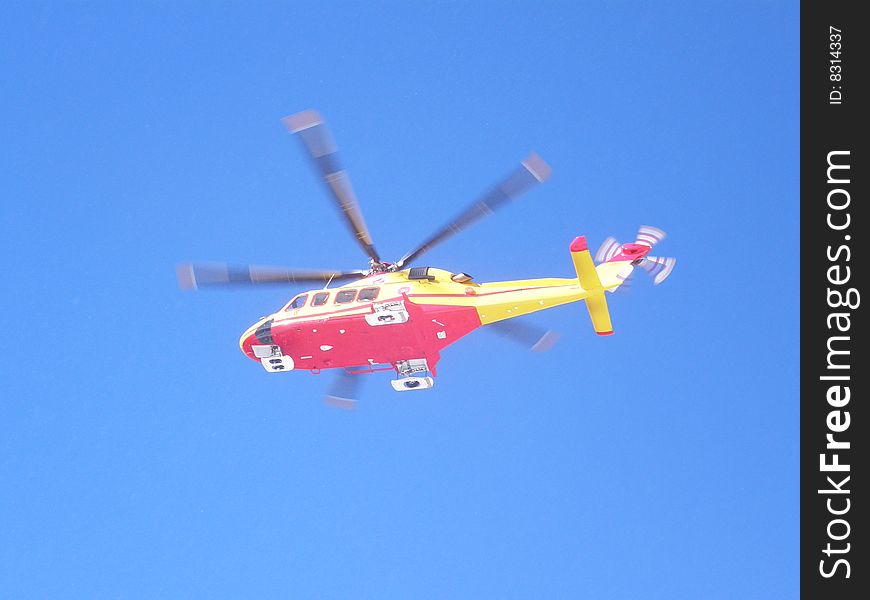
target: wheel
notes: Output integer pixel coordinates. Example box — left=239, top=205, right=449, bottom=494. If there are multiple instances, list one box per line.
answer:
left=404, top=379, right=421, bottom=389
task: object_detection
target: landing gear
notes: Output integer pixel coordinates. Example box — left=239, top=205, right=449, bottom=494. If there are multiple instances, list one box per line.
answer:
left=390, top=376, right=435, bottom=392
left=252, top=344, right=294, bottom=373
left=391, top=358, right=435, bottom=391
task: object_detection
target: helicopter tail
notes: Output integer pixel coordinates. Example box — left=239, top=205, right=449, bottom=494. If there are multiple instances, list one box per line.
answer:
left=570, top=236, right=614, bottom=336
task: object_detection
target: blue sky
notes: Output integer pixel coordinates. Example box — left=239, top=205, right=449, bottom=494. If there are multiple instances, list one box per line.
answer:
left=1, top=2, right=798, bottom=598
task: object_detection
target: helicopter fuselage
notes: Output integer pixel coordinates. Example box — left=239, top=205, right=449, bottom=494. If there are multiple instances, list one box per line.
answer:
left=239, top=247, right=636, bottom=380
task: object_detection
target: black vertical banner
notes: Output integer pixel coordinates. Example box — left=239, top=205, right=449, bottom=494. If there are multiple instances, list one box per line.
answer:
left=801, top=2, right=867, bottom=597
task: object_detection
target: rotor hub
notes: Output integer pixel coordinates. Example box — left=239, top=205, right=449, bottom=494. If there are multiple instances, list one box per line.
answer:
left=620, top=243, right=652, bottom=260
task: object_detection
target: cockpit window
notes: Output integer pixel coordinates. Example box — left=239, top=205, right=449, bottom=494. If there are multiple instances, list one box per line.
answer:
left=335, top=289, right=357, bottom=304
left=311, top=292, right=329, bottom=307
left=286, top=294, right=308, bottom=310
left=358, top=287, right=379, bottom=302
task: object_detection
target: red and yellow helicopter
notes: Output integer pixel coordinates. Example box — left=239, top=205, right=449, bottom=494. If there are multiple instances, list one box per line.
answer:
left=178, top=110, right=675, bottom=404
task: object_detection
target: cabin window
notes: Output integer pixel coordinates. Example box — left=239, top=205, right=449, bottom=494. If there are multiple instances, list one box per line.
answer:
left=311, top=292, right=330, bottom=307
left=358, top=287, right=380, bottom=302
left=286, top=294, right=308, bottom=310
left=335, top=289, right=357, bottom=304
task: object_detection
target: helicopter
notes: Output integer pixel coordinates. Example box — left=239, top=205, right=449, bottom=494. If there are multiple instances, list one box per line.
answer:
left=177, top=110, right=675, bottom=405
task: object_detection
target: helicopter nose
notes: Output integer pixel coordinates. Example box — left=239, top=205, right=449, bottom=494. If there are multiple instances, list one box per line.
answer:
left=238, top=317, right=273, bottom=361
left=239, top=328, right=259, bottom=361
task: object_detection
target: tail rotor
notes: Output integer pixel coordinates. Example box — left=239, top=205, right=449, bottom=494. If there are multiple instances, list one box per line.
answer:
left=637, top=255, right=677, bottom=285
left=595, top=225, right=676, bottom=286
left=633, top=225, right=676, bottom=285
left=634, top=225, right=667, bottom=248
left=594, top=236, right=622, bottom=263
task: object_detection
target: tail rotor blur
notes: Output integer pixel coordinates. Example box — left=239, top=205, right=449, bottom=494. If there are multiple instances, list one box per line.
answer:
left=634, top=225, right=667, bottom=248
left=637, top=255, right=676, bottom=285
left=594, top=236, right=622, bottom=263
left=633, top=225, right=676, bottom=285
left=596, top=225, right=676, bottom=286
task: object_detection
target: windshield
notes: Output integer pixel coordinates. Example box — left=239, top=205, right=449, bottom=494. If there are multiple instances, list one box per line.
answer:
left=285, top=294, right=308, bottom=310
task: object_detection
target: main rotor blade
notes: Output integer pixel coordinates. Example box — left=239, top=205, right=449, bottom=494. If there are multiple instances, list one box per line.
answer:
left=324, top=369, right=361, bottom=409
left=282, top=110, right=380, bottom=263
left=487, top=319, right=560, bottom=352
left=176, top=263, right=367, bottom=290
left=396, top=153, right=552, bottom=268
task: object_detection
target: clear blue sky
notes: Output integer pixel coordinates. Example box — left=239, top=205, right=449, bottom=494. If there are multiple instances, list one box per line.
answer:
left=1, top=2, right=798, bottom=598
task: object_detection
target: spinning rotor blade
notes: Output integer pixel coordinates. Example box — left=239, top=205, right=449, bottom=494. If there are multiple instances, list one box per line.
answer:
left=596, top=225, right=675, bottom=286
left=488, top=319, right=560, bottom=353
left=638, top=256, right=676, bottom=285
left=176, top=263, right=366, bottom=290
left=282, top=110, right=381, bottom=263
left=324, top=369, right=361, bottom=409
left=396, top=153, right=552, bottom=268
left=594, top=236, right=622, bottom=263
left=634, top=226, right=674, bottom=284
left=635, top=225, right=667, bottom=248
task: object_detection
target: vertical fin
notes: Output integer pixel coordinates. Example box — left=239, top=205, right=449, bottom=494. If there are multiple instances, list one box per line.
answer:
left=584, top=294, right=613, bottom=336
left=570, top=236, right=614, bottom=336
